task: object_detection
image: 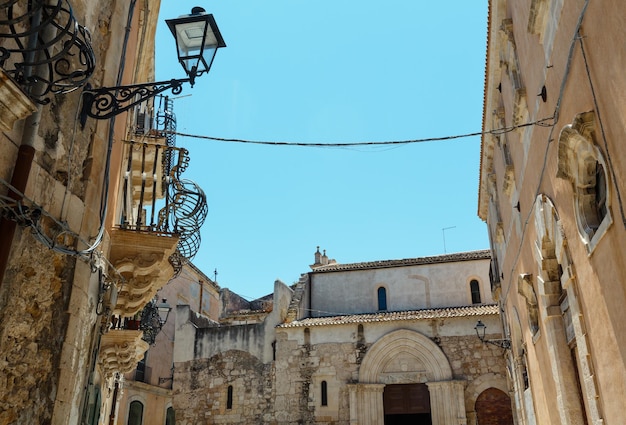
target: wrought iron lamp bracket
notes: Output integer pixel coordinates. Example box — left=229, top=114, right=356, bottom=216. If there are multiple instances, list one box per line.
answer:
left=80, top=77, right=191, bottom=121
left=481, top=338, right=512, bottom=349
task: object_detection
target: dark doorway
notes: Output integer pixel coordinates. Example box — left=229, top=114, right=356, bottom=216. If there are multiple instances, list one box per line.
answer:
left=383, top=384, right=432, bottom=425
left=475, top=388, right=514, bottom=425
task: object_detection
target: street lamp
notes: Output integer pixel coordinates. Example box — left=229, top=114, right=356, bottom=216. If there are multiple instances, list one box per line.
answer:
left=474, top=320, right=511, bottom=349
left=156, top=298, right=172, bottom=325
left=167, top=6, right=226, bottom=86
left=140, top=298, right=172, bottom=345
left=81, top=7, right=226, bottom=120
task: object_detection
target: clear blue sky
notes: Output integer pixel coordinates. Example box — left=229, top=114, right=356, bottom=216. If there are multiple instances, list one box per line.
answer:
left=155, top=1, right=489, bottom=300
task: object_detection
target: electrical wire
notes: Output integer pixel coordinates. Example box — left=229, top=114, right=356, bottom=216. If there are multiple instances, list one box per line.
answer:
left=170, top=117, right=555, bottom=148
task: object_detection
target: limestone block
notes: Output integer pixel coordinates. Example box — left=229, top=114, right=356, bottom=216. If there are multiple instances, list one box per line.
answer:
left=0, top=69, right=36, bottom=131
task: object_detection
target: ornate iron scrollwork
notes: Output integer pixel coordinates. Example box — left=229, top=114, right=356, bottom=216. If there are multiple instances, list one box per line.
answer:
left=81, top=78, right=190, bottom=120
left=0, top=0, right=95, bottom=103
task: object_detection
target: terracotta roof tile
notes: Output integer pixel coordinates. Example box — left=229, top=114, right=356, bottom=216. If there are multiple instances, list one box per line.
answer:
left=311, top=250, right=490, bottom=273
left=278, top=304, right=499, bottom=328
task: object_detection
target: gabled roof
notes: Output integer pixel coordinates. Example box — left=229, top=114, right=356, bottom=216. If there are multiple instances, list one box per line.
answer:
left=278, top=304, right=499, bottom=328
left=311, top=249, right=490, bottom=273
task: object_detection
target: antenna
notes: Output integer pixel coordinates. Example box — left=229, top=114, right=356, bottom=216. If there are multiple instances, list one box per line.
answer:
left=442, top=226, right=456, bottom=253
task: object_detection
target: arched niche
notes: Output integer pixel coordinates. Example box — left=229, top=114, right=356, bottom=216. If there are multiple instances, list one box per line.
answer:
left=359, top=329, right=453, bottom=384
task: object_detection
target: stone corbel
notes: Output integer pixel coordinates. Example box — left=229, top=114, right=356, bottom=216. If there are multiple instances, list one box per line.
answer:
left=97, top=330, right=149, bottom=379
left=512, top=88, right=528, bottom=126
left=0, top=69, right=37, bottom=131
left=108, top=228, right=179, bottom=317
left=518, top=274, right=540, bottom=335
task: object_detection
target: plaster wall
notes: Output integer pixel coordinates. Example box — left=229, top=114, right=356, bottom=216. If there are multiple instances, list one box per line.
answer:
left=174, top=280, right=293, bottom=364
left=310, top=258, right=493, bottom=316
left=480, top=0, right=626, bottom=423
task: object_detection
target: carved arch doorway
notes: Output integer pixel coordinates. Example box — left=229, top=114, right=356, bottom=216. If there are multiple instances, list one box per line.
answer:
left=350, top=329, right=466, bottom=425
left=383, top=383, right=432, bottom=425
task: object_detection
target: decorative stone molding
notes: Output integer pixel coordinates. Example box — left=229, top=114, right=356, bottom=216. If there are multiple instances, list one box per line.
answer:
left=532, top=194, right=602, bottom=425
left=557, top=111, right=612, bottom=251
left=517, top=274, right=539, bottom=335
left=512, top=88, right=528, bottom=126
left=427, top=380, right=467, bottom=425
left=528, top=0, right=549, bottom=36
left=464, top=373, right=510, bottom=413
left=359, top=329, right=453, bottom=383
left=98, top=330, right=149, bottom=379
left=0, top=69, right=37, bottom=131
left=503, top=165, right=516, bottom=196
left=495, top=222, right=505, bottom=243
left=108, top=228, right=179, bottom=317
left=348, top=383, right=385, bottom=425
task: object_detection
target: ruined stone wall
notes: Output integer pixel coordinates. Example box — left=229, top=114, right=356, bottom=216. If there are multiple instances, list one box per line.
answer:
left=273, top=332, right=360, bottom=424
left=173, top=350, right=275, bottom=425
left=172, top=322, right=509, bottom=425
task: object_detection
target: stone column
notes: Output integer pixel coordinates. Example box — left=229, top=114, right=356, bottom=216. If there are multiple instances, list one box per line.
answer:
left=348, top=383, right=386, bottom=425
left=427, top=380, right=467, bottom=425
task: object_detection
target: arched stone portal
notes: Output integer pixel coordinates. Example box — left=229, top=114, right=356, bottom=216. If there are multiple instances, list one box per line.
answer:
left=349, top=329, right=466, bottom=425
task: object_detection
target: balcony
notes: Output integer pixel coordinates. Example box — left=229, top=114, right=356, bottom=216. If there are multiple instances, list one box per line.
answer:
left=98, top=329, right=149, bottom=379
left=102, top=98, right=207, bottom=359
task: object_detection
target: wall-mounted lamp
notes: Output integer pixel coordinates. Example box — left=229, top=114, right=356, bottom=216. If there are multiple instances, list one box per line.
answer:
left=140, top=298, right=172, bottom=345
left=474, top=320, right=511, bottom=349
left=81, top=6, right=226, bottom=120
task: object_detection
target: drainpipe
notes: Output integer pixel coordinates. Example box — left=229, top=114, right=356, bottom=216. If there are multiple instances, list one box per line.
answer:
left=108, top=379, right=120, bottom=425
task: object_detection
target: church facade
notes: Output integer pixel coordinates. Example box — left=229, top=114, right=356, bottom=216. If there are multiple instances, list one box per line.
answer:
left=171, top=250, right=514, bottom=425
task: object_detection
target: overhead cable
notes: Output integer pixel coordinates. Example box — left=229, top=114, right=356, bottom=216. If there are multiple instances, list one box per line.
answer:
left=170, top=116, right=555, bottom=148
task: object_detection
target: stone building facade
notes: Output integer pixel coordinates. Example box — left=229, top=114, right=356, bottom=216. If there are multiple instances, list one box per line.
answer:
left=172, top=250, right=514, bottom=425
left=115, top=262, right=220, bottom=425
left=479, top=0, right=626, bottom=424
left=0, top=1, right=217, bottom=424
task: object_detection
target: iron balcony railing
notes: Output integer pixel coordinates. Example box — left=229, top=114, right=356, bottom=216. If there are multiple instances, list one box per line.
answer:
left=119, top=140, right=207, bottom=264
left=0, top=0, right=95, bottom=104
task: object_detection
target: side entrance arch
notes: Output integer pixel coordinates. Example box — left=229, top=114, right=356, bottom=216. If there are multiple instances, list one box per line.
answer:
left=475, top=388, right=514, bottom=425
left=348, top=329, right=466, bottom=425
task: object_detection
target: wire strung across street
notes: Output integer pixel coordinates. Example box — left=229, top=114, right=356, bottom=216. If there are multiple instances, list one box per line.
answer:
left=168, top=116, right=555, bottom=148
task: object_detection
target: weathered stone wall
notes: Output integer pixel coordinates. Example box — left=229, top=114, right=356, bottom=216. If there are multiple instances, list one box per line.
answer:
left=440, top=335, right=508, bottom=382
left=0, top=1, right=142, bottom=423
left=0, top=242, right=77, bottom=425
left=173, top=350, right=275, bottom=425
left=172, top=325, right=509, bottom=424
left=274, top=333, right=359, bottom=424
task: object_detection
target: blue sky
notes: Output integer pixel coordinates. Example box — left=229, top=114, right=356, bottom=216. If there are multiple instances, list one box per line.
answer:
left=155, top=1, right=489, bottom=300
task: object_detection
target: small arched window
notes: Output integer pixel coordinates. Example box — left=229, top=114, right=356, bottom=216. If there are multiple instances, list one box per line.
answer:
left=377, top=287, right=387, bottom=311
left=321, top=381, right=328, bottom=406
left=304, top=327, right=311, bottom=345
left=165, top=407, right=175, bottom=425
left=227, top=385, right=233, bottom=409
left=127, top=401, right=143, bottom=425
left=470, top=280, right=482, bottom=304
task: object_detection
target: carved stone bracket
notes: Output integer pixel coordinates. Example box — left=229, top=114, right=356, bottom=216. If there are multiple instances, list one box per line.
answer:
left=0, top=69, right=36, bottom=131
left=98, top=330, right=149, bottom=379
left=108, top=228, right=179, bottom=317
